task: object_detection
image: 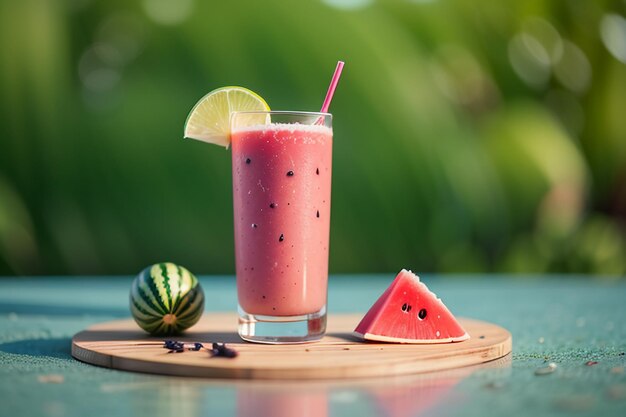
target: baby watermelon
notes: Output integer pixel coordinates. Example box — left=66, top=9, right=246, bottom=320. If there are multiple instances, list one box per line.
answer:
left=354, top=269, right=469, bottom=343
left=130, top=262, right=204, bottom=336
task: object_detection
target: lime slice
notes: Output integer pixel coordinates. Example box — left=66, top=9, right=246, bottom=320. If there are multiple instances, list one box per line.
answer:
left=183, top=86, right=270, bottom=148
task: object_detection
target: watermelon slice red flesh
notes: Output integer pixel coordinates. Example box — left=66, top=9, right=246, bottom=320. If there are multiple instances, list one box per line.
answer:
left=354, top=269, right=469, bottom=343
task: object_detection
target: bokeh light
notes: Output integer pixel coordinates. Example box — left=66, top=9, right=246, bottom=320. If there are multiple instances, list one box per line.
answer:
left=600, top=13, right=626, bottom=64
left=142, top=0, right=194, bottom=26
left=321, top=0, right=373, bottom=10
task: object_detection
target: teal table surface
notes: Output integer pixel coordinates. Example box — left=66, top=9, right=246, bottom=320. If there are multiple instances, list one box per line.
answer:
left=1, top=275, right=625, bottom=417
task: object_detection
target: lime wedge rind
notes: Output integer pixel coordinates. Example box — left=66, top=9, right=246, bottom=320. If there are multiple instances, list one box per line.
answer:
left=183, top=86, right=270, bottom=148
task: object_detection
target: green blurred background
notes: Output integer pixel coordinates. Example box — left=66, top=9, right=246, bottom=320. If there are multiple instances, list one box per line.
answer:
left=1, top=0, right=625, bottom=276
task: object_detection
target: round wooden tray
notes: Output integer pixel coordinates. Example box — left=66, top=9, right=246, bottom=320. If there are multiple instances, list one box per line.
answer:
left=72, top=313, right=511, bottom=380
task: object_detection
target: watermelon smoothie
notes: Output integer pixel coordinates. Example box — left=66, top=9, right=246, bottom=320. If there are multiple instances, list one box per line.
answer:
left=231, top=112, right=332, bottom=342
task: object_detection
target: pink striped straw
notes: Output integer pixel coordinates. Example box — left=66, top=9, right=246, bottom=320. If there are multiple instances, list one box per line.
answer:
left=320, top=61, right=345, bottom=113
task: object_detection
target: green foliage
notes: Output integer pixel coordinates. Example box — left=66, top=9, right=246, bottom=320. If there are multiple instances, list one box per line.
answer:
left=1, top=0, right=624, bottom=275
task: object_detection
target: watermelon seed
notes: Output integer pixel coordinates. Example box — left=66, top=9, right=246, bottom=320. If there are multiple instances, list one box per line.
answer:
left=316, top=210, right=320, bottom=218
left=262, top=295, right=266, bottom=299
left=287, top=170, right=294, bottom=176
left=316, top=168, right=319, bottom=175
left=270, top=203, right=277, bottom=208
left=251, top=223, right=258, bottom=228
left=246, top=158, right=251, bottom=164
left=479, top=335, right=485, bottom=339
left=279, top=234, right=284, bottom=242
left=401, top=303, right=412, bottom=313
left=418, top=309, right=427, bottom=320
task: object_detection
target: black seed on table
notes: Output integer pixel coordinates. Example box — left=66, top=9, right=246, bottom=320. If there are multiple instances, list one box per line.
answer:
left=210, top=342, right=238, bottom=358
left=479, top=335, right=485, bottom=339
left=223, top=350, right=238, bottom=358
left=246, top=158, right=251, bottom=164
left=164, top=340, right=184, bottom=349
left=270, top=203, right=276, bottom=208
left=190, top=343, right=204, bottom=351
left=316, top=210, right=320, bottom=218
left=418, top=309, right=427, bottom=320
left=287, top=170, right=294, bottom=176
left=163, top=340, right=186, bottom=353
left=279, top=234, right=284, bottom=242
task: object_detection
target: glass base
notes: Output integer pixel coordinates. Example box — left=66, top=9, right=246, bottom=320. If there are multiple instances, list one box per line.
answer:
left=238, top=305, right=327, bottom=344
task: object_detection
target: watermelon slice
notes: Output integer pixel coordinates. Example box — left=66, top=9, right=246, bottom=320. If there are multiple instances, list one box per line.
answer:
left=354, top=269, right=469, bottom=343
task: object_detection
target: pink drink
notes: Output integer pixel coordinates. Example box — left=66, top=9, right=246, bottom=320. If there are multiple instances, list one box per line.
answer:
left=231, top=122, right=332, bottom=317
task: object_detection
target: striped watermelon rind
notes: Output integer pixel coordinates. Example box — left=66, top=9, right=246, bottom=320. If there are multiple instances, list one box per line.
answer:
left=130, top=262, right=205, bottom=335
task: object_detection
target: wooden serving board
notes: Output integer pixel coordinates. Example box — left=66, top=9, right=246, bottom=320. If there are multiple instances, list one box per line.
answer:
left=72, top=313, right=511, bottom=380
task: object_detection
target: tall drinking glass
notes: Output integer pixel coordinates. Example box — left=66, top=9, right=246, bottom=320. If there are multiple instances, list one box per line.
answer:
left=230, top=111, right=332, bottom=344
